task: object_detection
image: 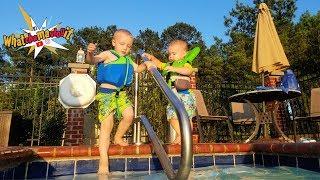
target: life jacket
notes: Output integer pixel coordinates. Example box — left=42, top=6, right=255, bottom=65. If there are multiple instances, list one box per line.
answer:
left=162, top=47, right=200, bottom=87
left=97, top=50, right=134, bottom=88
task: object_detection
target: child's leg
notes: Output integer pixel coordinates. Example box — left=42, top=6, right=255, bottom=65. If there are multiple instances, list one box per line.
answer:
left=98, top=113, right=114, bottom=175
left=169, top=118, right=193, bottom=144
left=114, top=106, right=134, bottom=146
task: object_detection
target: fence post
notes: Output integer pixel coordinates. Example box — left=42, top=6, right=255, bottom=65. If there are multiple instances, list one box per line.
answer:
left=0, top=110, right=13, bottom=147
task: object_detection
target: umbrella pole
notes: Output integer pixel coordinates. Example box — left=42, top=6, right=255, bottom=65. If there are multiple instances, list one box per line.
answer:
left=261, top=73, right=264, bottom=86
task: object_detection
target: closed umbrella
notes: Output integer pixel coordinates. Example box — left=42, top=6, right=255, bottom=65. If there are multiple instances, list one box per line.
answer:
left=252, top=3, right=290, bottom=75
left=252, top=3, right=291, bottom=140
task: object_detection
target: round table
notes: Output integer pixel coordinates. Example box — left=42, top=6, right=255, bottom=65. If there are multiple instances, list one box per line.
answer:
left=228, top=89, right=301, bottom=143
left=229, top=89, right=301, bottom=103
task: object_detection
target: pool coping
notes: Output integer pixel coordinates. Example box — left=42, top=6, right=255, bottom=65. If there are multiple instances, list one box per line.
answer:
left=1, top=142, right=319, bottom=159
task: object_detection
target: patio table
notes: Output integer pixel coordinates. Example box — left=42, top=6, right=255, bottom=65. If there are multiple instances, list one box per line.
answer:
left=228, top=89, right=301, bottom=143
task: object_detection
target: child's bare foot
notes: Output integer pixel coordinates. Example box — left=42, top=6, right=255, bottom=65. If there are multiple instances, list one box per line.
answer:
left=114, top=138, right=129, bottom=146
left=97, top=168, right=109, bottom=175
left=172, top=136, right=181, bottom=145
left=98, top=173, right=109, bottom=180
left=98, top=159, right=109, bottom=175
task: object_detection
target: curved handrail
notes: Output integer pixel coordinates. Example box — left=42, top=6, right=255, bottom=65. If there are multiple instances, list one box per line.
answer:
left=137, top=50, right=192, bottom=180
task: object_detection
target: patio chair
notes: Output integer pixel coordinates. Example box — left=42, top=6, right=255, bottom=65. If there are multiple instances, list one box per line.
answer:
left=192, top=89, right=234, bottom=143
left=231, top=102, right=257, bottom=141
left=293, top=88, right=320, bottom=141
left=231, top=102, right=255, bottom=125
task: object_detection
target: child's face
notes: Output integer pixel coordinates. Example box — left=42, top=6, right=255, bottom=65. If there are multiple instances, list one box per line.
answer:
left=112, top=33, right=133, bottom=56
left=168, top=43, right=187, bottom=61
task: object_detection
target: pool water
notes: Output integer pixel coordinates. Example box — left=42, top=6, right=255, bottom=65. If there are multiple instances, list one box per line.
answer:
left=50, top=165, right=320, bottom=179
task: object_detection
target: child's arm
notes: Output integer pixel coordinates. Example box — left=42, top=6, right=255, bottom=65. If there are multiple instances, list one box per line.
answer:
left=132, top=61, right=157, bottom=73
left=86, top=43, right=116, bottom=64
left=165, top=63, right=195, bottom=76
left=143, top=53, right=163, bottom=69
left=134, top=62, right=146, bottom=73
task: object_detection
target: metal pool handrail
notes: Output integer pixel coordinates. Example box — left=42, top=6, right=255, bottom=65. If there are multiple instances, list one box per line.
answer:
left=137, top=50, right=192, bottom=180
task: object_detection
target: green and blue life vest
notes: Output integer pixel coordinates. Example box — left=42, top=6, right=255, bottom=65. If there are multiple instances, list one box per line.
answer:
left=97, top=50, right=134, bottom=88
left=161, top=46, right=200, bottom=87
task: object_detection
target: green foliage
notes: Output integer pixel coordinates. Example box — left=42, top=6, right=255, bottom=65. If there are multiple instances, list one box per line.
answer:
left=222, top=0, right=297, bottom=83
left=0, top=85, right=14, bottom=110
left=134, top=28, right=165, bottom=60
left=0, top=46, right=8, bottom=66
left=224, top=1, right=257, bottom=36
left=161, top=22, right=206, bottom=51
left=223, top=32, right=258, bottom=82
left=41, top=109, right=66, bottom=146
left=288, top=11, right=320, bottom=76
left=197, top=37, right=224, bottom=87
left=137, top=74, right=168, bottom=140
left=74, top=26, right=117, bottom=52
left=225, top=0, right=296, bottom=37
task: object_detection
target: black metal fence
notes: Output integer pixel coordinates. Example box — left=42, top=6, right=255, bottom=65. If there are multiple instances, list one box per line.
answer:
left=0, top=75, right=65, bottom=146
left=1, top=71, right=319, bottom=146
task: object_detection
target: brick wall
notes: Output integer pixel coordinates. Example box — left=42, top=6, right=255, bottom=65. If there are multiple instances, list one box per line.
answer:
left=264, top=75, right=286, bottom=132
left=190, top=73, right=197, bottom=89
left=264, top=75, right=281, bottom=87
left=190, top=72, right=199, bottom=143
left=64, top=108, right=84, bottom=146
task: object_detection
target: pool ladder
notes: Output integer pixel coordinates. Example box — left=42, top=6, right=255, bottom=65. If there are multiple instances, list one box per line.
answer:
left=138, top=51, right=192, bottom=180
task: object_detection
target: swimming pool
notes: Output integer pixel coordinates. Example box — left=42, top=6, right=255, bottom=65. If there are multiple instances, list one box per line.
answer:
left=49, top=165, right=320, bottom=179
left=1, top=143, right=320, bottom=179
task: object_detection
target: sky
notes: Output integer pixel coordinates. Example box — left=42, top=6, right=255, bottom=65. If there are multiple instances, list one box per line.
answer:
left=0, top=0, right=319, bottom=47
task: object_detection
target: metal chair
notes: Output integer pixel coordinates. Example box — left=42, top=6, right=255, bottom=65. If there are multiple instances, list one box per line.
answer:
left=293, top=88, right=320, bottom=141
left=231, top=102, right=257, bottom=142
left=192, top=89, right=234, bottom=143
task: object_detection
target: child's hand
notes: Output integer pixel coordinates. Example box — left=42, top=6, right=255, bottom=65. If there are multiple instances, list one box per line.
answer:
left=142, top=53, right=154, bottom=61
left=164, top=66, right=176, bottom=72
left=144, top=61, right=156, bottom=70
left=87, top=43, right=97, bottom=54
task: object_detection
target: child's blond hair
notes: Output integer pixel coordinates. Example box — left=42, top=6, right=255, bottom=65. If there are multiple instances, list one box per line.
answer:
left=169, top=39, right=188, bottom=51
left=113, top=29, right=133, bottom=39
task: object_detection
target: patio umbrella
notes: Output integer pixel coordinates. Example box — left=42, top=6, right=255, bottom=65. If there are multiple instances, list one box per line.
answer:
left=252, top=3, right=290, bottom=75
left=251, top=3, right=291, bottom=139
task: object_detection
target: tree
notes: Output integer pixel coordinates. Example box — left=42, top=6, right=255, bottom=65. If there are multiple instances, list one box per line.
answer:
left=288, top=11, right=320, bottom=76
left=0, top=46, right=6, bottom=64
left=134, top=28, right=165, bottom=59
left=224, top=0, right=296, bottom=37
left=3, top=40, right=71, bottom=79
left=197, top=37, right=225, bottom=87
left=0, top=46, right=13, bottom=78
left=161, top=22, right=205, bottom=51
left=222, top=0, right=297, bottom=82
left=74, top=25, right=117, bottom=52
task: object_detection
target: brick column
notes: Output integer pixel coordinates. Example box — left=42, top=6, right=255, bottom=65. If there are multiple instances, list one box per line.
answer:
left=190, top=71, right=199, bottom=143
left=63, top=63, right=89, bottom=146
left=264, top=75, right=281, bottom=88
left=65, top=109, right=84, bottom=145
left=190, top=71, right=197, bottom=89
left=264, top=74, right=286, bottom=133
